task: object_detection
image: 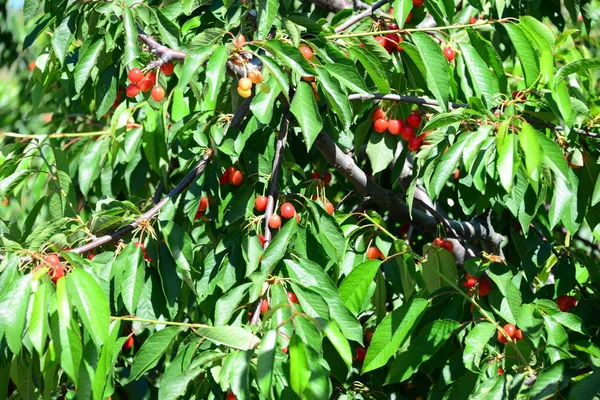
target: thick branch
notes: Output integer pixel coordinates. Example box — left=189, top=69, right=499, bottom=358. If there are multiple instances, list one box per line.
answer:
left=349, top=93, right=600, bottom=138
left=314, top=131, right=504, bottom=247
left=137, top=27, right=186, bottom=69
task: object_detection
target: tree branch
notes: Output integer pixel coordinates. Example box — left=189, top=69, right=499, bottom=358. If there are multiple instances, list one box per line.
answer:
left=137, top=27, right=186, bottom=69
left=334, top=0, right=390, bottom=33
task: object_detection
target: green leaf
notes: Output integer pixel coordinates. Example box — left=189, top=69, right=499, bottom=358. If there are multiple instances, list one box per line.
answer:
left=51, top=14, right=74, bottom=66
left=348, top=45, right=391, bottom=93
left=66, top=268, right=110, bottom=349
left=290, top=81, right=323, bottom=151
left=28, top=279, right=50, bottom=356
left=322, top=64, right=369, bottom=94
left=567, top=372, right=600, bottom=400
left=504, top=24, right=539, bottom=88
left=411, top=33, right=451, bottom=111
left=551, top=312, right=586, bottom=334
left=549, top=174, right=573, bottom=229
left=264, top=40, right=315, bottom=77
left=393, top=0, right=413, bottom=29
left=543, top=315, right=569, bottom=362
left=385, top=320, right=459, bottom=384
left=116, top=242, right=145, bottom=315
left=256, top=54, right=290, bottom=100
left=520, top=16, right=555, bottom=53
left=305, top=200, right=346, bottom=265
left=78, top=138, right=106, bottom=197
left=339, top=260, right=381, bottom=314
left=429, top=134, right=468, bottom=198
left=193, top=326, right=260, bottom=350
left=129, top=327, right=182, bottom=382
left=201, top=45, right=228, bottom=112
left=422, top=247, right=458, bottom=294
left=554, top=58, right=600, bottom=88
left=519, top=122, right=543, bottom=179
left=257, top=330, right=277, bottom=398
left=537, top=132, right=570, bottom=181
left=158, top=347, right=219, bottom=400
left=122, top=7, right=139, bottom=66
left=529, top=361, right=572, bottom=399
left=496, top=126, right=517, bottom=193
left=517, top=303, right=544, bottom=347
left=261, top=217, right=297, bottom=275
left=154, top=8, right=180, bottom=49
left=74, top=38, right=104, bottom=93
left=463, top=322, right=495, bottom=371
left=458, top=42, right=498, bottom=108
left=421, top=110, right=467, bottom=132
left=366, top=131, right=397, bottom=174
left=178, top=46, right=213, bottom=89
left=289, top=335, right=310, bottom=397
left=214, top=283, right=252, bottom=326
left=321, top=320, right=353, bottom=373
left=250, top=77, right=282, bottom=125
left=362, top=298, right=428, bottom=373
left=0, top=274, right=32, bottom=354
left=54, top=278, right=82, bottom=385
left=486, top=264, right=521, bottom=325
left=315, top=67, right=352, bottom=129
left=161, top=221, right=195, bottom=294
left=257, top=0, right=279, bottom=40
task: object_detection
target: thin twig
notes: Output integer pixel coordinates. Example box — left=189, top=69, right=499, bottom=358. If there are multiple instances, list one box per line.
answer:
left=137, top=27, right=185, bottom=69
left=334, top=0, right=389, bottom=33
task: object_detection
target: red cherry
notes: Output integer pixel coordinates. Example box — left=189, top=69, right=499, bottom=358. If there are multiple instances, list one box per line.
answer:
left=312, top=171, right=321, bottom=180
left=198, top=197, right=208, bottom=212
left=413, top=0, right=424, bottom=6
left=230, top=170, right=243, bottom=185
left=470, top=15, right=477, bottom=24
left=375, top=36, right=388, bottom=48
left=396, top=36, right=404, bottom=51
left=354, top=347, right=366, bottom=362
left=503, top=324, right=517, bottom=338
left=367, top=247, right=381, bottom=260
left=287, top=292, right=299, bottom=304
left=478, top=279, right=492, bottom=296
left=323, top=171, right=332, bottom=186
left=497, top=330, right=508, bottom=344
left=258, top=234, right=266, bottom=247
left=44, top=254, right=61, bottom=267
left=432, top=238, right=444, bottom=248
left=281, top=202, right=296, bottom=219
left=388, top=119, right=402, bottom=135
left=128, top=68, right=144, bottom=84
left=255, top=196, right=268, bottom=212
left=138, top=77, right=153, bottom=92
left=299, top=44, right=313, bottom=60
left=126, top=84, right=140, bottom=98
left=281, top=346, right=288, bottom=354
left=405, top=11, right=413, bottom=23
left=514, top=329, right=523, bottom=341
left=441, top=240, right=454, bottom=252
left=385, top=33, right=400, bottom=47
left=269, top=214, right=281, bottom=229
left=160, top=62, right=174, bottom=76
left=444, top=47, right=455, bottom=61
left=219, top=170, right=230, bottom=185
left=227, top=393, right=236, bottom=400
left=151, top=86, right=165, bottom=102
left=324, top=201, right=334, bottom=215
left=87, top=252, right=95, bottom=260
left=50, top=265, right=65, bottom=284
left=372, top=108, right=386, bottom=121
left=408, top=136, right=423, bottom=152
left=462, top=278, right=478, bottom=288
left=406, top=113, right=422, bottom=128
left=123, top=336, right=134, bottom=350
left=498, top=367, right=504, bottom=375
left=556, top=295, right=577, bottom=312
left=260, top=298, right=269, bottom=314
left=400, top=126, right=415, bottom=141
left=374, top=118, right=388, bottom=133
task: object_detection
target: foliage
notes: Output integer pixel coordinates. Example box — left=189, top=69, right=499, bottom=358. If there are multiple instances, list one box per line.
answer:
left=1, top=0, right=600, bottom=399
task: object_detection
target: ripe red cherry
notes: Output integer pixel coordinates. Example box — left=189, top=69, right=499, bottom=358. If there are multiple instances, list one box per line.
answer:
left=126, top=84, right=140, bottom=98
left=408, top=136, right=423, bottom=152
left=514, top=329, right=523, bottom=341
left=128, top=68, right=144, bottom=84
left=281, top=202, right=296, bottom=219
left=406, top=113, right=422, bottom=128
left=324, top=201, right=334, bottom=215
left=151, top=86, right=165, bottom=101
left=299, top=44, right=313, bottom=60
left=388, top=119, right=402, bottom=135
left=287, top=292, right=299, bottom=304
left=462, top=278, right=478, bottom=288
left=227, top=393, right=236, bottom=400
left=478, top=279, right=492, bottom=296
left=354, top=347, right=366, bottom=362
left=364, top=328, right=374, bottom=346
left=444, top=47, right=456, bottom=61
left=556, top=295, right=577, bottom=312
left=503, top=324, right=517, bottom=338
left=312, top=171, right=321, bottom=180
left=395, top=36, right=404, bottom=51
left=367, top=247, right=381, bottom=260
left=432, top=238, right=444, bottom=248
left=372, top=108, right=386, bottom=121
left=160, top=62, right=174, bottom=76
left=269, top=214, right=281, bottom=229
left=323, top=171, right=332, bottom=186
left=413, top=0, right=424, bottom=6
left=498, top=367, right=504, bottom=375
left=50, top=265, right=65, bottom=284
left=255, top=196, right=268, bottom=212
left=198, top=197, right=208, bottom=212
left=375, top=36, right=388, bottom=48
left=441, top=240, right=454, bottom=252
left=123, top=336, right=134, bottom=350
left=138, top=77, right=153, bottom=92
left=497, top=330, right=508, bottom=344
left=44, top=254, right=61, bottom=267
left=260, top=298, right=269, bottom=314
left=230, top=170, right=243, bottom=185
left=470, top=15, right=477, bottom=24
left=236, top=34, right=247, bottom=47
left=219, top=170, right=230, bottom=185
left=400, top=126, right=414, bottom=141
left=258, top=234, right=266, bottom=247
left=385, top=33, right=400, bottom=46
left=405, top=11, right=413, bottom=23
left=374, top=118, right=388, bottom=133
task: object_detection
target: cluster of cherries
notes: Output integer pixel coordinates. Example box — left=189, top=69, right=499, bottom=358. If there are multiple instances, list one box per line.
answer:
left=41, top=254, right=65, bottom=284
left=556, top=294, right=577, bottom=312
left=372, top=108, right=425, bottom=152
left=497, top=323, right=524, bottom=344
left=126, top=62, right=175, bottom=102
left=195, top=197, right=209, bottom=220
left=461, top=272, right=492, bottom=296
left=431, top=237, right=454, bottom=252
left=219, top=166, right=244, bottom=186
left=374, top=23, right=404, bottom=53
left=312, top=170, right=332, bottom=186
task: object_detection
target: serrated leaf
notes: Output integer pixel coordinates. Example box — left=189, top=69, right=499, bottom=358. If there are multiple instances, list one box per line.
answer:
left=315, top=67, right=352, bottom=129
left=28, top=279, right=50, bottom=356
left=264, top=40, right=315, bottom=77
left=411, top=33, right=451, bottom=111
left=519, top=122, right=543, bottom=179
left=178, top=46, right=213, bottom=89
left=257, top=330, right=277, bottom=397
left=51, top=14, right=74, bottom=66
left=496, top=125, right=517, bottom=193
left=348, top=45, right=390, bottom=93
left=74, top=38, right=104, bottom=93
left=554, top=58, right=600, bottom=87
left=458, top=42, right=498, bottom=108
left=520, top=16, right=555, bottom=53
left=129, top=327, right=182, bottom=382
left=123, top=7, right=139, bottom=66
left=422, top=247, right=458, bottom=294
left=366, top=131, right=397, bottom=174
left=54, top=278, right=82, bottom=385
left=393, top=0, right=413, bottom=29
left=322, top=64, right=369, bottom=94
left=117, top=243, right=145, bottom=315
left=193, top=326, right=260, bottom=350
left=0, top=274, right=32, bottom=354
left=201, top=45, right=228, bottom=112
left=290, top=81, right=323, bottom=150
left=257, top=0, right=278, bottom=40
left=429, top=136, right=468, bottom=198
left=339, top=260, right=381, bottom=314
left=261, top=217, right=297, bottom=274
left=505, top=24, right=539, bottom=88
left=463, top=322, right=496, bottom=371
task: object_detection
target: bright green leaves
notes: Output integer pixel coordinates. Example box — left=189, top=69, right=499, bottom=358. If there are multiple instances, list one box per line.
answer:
left=486, top=264, right=522, bottom=325
left=54, top=278, right=82, bottom=385
left=122, top=6, right=139, bottom=66
left=554, top=58, right=600, bottom=88
left=0, top=273, right=32, bottom=354
left=339, top=260, right=381, bottom=314
left=322, top=63, right=369, bottom=94
left=348, top=45, right=391, bottom=93
left=458, top=42, right=499, bottom=108
left=256, top=330, right=277, bottom=397
left=66, top=268, right=110, bottom=349
left=519, top=122, right=543, bottom=180
left=74, top=38, right=104, bottom=93
left=257, top=0, right=279, bottom=40
left=202, top=45, right=228, bottom=112
left=315, top=67, right=352, bottom=129
left=496, top=123, right=517, bottom=193
left=422, top=247, right=458, bottom=294
left=28, top=278, right=51, bottom=356
left=114, top=242, right=145, bottom=316
left=264, top=40, right=315, bottom=78
left=393, top=0, right=413, bottom=29
left=410, top=33, right=451, bottom=111
left=463, top=322, right=496, bottom=371
left=289, top=335, right=311, bottom=397
left=362, top=298, right=428, bottom=373
left=51, top=13, right=75, bottom=66
left=129, top=327, right=182, bottom=382
left=367, top=131, right=397, bottom=175
left=305, top=200, right=345, bottom=264
left=193, top=326, right=260, bottom=350
left=261, top=217, right=297, bottom=275
left=505, top=23, right=539, bottom=88
left=290, top=81, right=323, bottom=150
